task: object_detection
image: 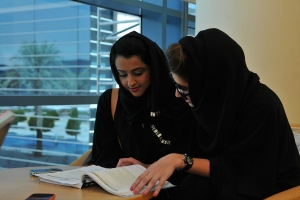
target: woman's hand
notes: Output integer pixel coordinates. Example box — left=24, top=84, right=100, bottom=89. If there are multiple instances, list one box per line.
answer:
left=130, top=153, right=183, bottom=197
left=117, top=157, right=149, bottom=168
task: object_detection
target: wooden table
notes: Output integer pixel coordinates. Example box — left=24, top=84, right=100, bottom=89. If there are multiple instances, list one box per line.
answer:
left=0, top=166, right=153, bottom=200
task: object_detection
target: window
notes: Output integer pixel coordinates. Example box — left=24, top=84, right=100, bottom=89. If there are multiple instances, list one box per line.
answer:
left=0, top=0, right=195, bottom=168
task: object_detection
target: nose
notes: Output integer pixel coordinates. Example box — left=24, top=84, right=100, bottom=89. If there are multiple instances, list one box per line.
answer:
left=175, top=89, right=181, bottom=98
left=127, top=75, right=136, bottom=87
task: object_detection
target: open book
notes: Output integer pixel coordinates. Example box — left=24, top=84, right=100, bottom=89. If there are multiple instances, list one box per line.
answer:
left=36, top=164, right=175, bottom=198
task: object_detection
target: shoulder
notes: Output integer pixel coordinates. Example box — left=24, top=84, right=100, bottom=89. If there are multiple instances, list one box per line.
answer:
left=243, top=84, right=287, bottom=123
left=252, top=84, right=283, bottom=111
left=97, top=89, right=113, bottom=105
left=102, top=89, right=113, bottom=97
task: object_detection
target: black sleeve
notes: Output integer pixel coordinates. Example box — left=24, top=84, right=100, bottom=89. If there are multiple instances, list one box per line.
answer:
left=209, top=85, right=300, bottom=198
left=88, top=89, right=122, bottom=168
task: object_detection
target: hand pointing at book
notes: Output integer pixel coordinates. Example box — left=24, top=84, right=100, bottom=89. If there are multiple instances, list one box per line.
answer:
left=130, top=153, right=181, bottom=197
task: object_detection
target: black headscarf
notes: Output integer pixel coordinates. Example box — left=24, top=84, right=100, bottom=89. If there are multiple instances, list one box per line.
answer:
left=179, top=28, right=260, bottom=155
left=110, top=31, right=188, bottom=119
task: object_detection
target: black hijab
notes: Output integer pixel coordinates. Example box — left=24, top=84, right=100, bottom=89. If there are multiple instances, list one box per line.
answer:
left=179, top=28, right=260, bottom=155
left=109, top=31, right=192, bottom=163
left=110, top=31, right=189, bottom=118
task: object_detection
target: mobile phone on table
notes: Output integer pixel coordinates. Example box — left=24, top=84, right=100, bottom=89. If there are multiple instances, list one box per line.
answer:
left=25, top=193, right=56, bottom=200
left=30, top=168, right=63, bottom=176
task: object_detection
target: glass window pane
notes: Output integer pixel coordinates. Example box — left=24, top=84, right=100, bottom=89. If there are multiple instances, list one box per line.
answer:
left=0, top=0, right=140, bottom=96
left=0, top=0, right=141, bottom=168
left=0, top=105, right=95, bottom=168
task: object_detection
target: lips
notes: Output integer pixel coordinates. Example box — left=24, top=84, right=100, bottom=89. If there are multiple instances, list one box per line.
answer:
left=129, top=87, right=139, bottom=92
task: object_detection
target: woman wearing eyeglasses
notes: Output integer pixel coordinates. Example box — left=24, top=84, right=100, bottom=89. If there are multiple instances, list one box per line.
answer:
left=129, top=28, right=300, bottom=199
left=87, top=31, right=196, bottom=198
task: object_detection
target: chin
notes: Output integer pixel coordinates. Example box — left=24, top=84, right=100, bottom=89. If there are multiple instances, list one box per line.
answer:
left=131, top=92, right=143, bottom=97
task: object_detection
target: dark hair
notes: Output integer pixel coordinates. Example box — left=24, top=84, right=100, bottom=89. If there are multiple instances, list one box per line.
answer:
left=110, top=35, right=151, bottom=68
left=165, top=43, right=188, bottom=82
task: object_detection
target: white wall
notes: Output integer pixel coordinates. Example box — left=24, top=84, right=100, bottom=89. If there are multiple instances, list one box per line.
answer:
left=196, top=0, right=300, bottom=125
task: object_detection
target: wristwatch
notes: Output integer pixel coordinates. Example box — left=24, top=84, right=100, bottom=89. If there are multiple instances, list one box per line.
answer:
left=178, top=153, right=193, bottom=172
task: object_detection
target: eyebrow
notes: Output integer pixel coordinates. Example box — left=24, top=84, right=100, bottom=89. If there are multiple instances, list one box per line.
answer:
left=176, top=83, right=189, bottom=90
left=117, top=67, right=145, bottom=72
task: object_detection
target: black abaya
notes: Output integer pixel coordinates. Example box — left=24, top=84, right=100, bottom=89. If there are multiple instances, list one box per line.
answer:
left=89, top=32, right=195, bottom=188
left=173, top=28, right=300, bottom=199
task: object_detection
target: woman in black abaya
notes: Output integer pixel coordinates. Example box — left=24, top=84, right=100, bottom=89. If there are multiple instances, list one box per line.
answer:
left=129, top=28, right=300, bottom=199
left=87, top=31, right=195, bottom=198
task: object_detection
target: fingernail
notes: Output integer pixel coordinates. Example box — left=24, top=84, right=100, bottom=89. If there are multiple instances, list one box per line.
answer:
left=142, top=191, right=147, bottom=196
left=130, top=187, right=133, bottom=191
left=134, top=190, right=138, bottom=195
left=153, top=193, right=157, bottom=197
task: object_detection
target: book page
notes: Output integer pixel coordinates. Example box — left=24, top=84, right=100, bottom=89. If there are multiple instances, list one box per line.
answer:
left=37, top=164, right=175, bottom=197
left=90, top=164, right=144, bottom=191
left=38, top=165, right=105, bottom=188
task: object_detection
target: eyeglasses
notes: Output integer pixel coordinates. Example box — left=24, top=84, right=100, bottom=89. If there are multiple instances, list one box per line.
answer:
left=169, top=72, right=190, bottom=100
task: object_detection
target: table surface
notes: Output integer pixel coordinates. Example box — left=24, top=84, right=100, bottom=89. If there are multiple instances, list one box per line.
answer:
left=0, top=165, right=153, bottom=200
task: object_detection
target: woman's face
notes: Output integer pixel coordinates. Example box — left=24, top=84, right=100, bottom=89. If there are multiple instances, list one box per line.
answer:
left=115, top=55, right=150, bottom=97
left=171, top=73, right=194, bottom=107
